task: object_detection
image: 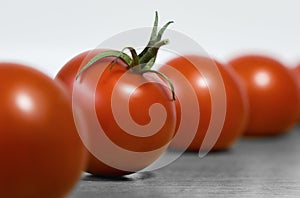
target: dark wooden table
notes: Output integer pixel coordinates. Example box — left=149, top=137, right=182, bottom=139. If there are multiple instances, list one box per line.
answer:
left=69, top=125, right=300, bottom=198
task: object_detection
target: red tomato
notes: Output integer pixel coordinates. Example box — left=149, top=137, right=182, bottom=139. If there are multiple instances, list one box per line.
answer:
left=0, top=63, right=86, bottom=198
left=157, top=55, right=249, bottom=151
left=229, top=55, right=300, bottom=136
left=55, top=50, right=176, bottom=176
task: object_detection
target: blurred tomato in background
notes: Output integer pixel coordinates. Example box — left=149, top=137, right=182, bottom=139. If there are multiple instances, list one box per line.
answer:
left=158, top=55, right=249, bottom=151
left=229, top=55, right=300, bottom=136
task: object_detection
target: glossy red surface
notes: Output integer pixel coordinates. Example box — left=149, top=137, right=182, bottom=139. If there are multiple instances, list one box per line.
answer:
left=56, top=50, right=176, bottom=176
left=159, top=55, right=249, bottom=151
left=229, top=55, right=300, bottom=136
left=0, top=63, right=86, bottom=198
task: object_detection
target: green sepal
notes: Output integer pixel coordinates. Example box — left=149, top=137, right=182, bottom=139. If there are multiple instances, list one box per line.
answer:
left=75, top=50, right=133, bottom=79
left=140, top=69, right=176, bottom=101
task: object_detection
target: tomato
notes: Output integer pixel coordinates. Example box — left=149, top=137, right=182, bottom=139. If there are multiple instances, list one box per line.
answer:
left=56, top=12, right=177, bottom=176
left=156, top=55, right=248, bottom=151
left=0, top=63, right=86, bottom=198
left=229, top=55, right=300, bottom=136
left=55, top=49, right=176, bottom=176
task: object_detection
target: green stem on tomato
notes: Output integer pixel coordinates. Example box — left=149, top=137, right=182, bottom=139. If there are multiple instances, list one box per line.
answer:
left=75, top=50, right=132, bottom=79
left=138, top=11, right=173, bottom=60
left=121, top=47, right=140, bottom=68
left=138, top=11, right=159, bottom=59
left=76, top=12, right=176, bottom=100
left=139, top=39, right=169, bottom=66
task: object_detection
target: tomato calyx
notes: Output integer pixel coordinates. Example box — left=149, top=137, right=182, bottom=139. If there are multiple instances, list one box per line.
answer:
left=76, top=11, right=176, bottom=100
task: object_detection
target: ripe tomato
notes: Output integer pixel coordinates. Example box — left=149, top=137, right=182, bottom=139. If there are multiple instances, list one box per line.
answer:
left=157, top=55, right=248, bottom=151
left=229, top=55, right=300, bottom=136
left=0, top=63, right=86, bottom=198
left=55, top=49, right=176, bottom=176
left=56, top=12, right=177, bottom=176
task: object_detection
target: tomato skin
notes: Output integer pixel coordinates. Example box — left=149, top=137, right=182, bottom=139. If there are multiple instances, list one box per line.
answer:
left=56, top=50, right=176, bottom=176
left=293, top=64, right=300, bottom=86
left=292, top=64, right=300, bottom=121
left=0, top=63, right=86, bottom=198
left=159, top=55, right=249, bottom=151
left=55, top=49, right=105, bottom=92
left=229, top=55, right=300, bottom=136
left=213, top=62, right=249, bottom=149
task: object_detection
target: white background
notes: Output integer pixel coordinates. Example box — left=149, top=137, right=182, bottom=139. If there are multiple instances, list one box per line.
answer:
left=1, top=0, right=299, bottom=77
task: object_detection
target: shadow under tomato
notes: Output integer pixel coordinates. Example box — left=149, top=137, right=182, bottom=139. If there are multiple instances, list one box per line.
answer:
left=167, top=147, right=233, bottom=156
left=205, top=148, right=233, bottom=155
left=81, top=171, right=155, bottom=182
left=241, top=130, right=292, bottom=141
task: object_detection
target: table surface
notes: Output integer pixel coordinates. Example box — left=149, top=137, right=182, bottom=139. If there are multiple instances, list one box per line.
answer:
left=68, top=125, right=300, bottom=198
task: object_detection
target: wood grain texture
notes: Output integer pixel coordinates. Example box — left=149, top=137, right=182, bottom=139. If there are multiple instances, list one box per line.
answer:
left=69, top=125, right=300, bottom=198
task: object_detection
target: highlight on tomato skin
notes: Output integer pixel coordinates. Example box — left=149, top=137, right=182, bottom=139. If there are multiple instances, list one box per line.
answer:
left=0, top=62, right=87, bottom=198
left=228, top=54, right=300, bottom=136
left=158, top=55, right=249, bottom=152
